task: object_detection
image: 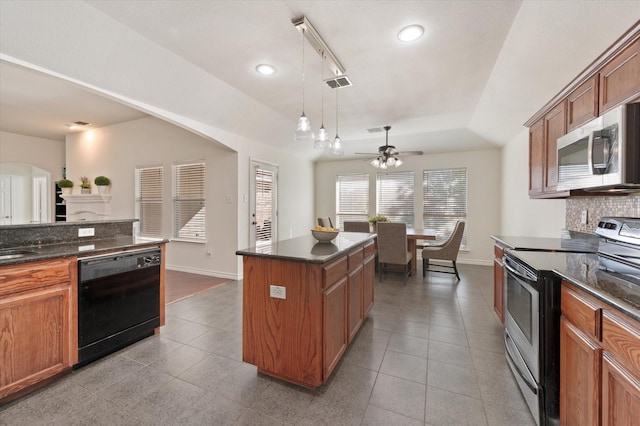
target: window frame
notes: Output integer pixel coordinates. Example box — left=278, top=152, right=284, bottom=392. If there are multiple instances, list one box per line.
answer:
left=376, top=170, right=415, bottom=227
left=422, top=167, right=467, bottom=249
left=135, top=165, right=163, bottom=238
left=172, top=160, right=206, bottom=243
left=335, top=173, right=369, bottom=230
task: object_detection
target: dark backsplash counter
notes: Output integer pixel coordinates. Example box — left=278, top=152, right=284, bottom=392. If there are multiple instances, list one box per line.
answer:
left=0, top=220, right=168, bottom=266
left=236, top=232, right=376, bottom=264
left=506, top=250, right=640, bottom=323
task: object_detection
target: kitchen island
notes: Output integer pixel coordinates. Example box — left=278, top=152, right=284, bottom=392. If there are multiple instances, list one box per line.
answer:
left=236, top=232, right=376, bottom=388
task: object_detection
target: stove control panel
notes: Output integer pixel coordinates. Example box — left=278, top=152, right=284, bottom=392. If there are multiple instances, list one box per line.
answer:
left=597, top=217, right=640, bottom=245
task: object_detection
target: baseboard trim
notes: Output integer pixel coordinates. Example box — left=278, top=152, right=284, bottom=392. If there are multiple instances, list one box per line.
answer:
left=165, top=264, right=240, bottom=281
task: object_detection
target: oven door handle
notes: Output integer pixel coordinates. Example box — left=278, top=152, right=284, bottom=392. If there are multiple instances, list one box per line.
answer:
left=504, top=331, right=538, bottom=394
left=504, top=261, right=536, bottom=283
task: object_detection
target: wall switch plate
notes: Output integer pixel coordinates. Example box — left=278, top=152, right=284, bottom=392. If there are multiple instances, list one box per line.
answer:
left=581, top=210, right=588, bottom=225
left=78, top=227, right=95, bottom=237
left=270, top=285, right=286, bottom=300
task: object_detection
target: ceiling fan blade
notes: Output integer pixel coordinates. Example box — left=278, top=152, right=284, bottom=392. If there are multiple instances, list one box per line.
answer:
left=397, top=151, right=424, bottom=156
left=355, top=152, right=380, bottom=155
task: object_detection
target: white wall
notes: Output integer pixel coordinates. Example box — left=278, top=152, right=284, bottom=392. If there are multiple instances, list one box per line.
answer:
left=65, top=117, right=315, bottom=279
left=0, top=130, right=65, bottom=221
left=314, top=148, right=502, bottom=265
left=500, top=128, right=566, bottom=236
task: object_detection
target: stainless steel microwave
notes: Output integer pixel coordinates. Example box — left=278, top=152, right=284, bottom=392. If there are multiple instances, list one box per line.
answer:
left=556, top=103, right=640, bottom=192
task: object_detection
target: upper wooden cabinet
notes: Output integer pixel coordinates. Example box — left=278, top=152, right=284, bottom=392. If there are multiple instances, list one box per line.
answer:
left=567, top=76, right=599, bottom=131
left=600, top=37, right=640, bottom=113
left=526, top=21, right=639, bottom=198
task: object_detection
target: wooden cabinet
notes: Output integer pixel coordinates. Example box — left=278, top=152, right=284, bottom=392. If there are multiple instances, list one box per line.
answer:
left=567, top=76, right=599, bottom=131
left=362, top=241, right=376, bottom=317
left=0, top=258, right=77, bottom=402
left=528, top=101, right=567, bottom=197
left=242, top=238, right=375, bottom=388
left=529, top=119, right=545, bottom=196
left=493, top=244, right=504, bottom=323
left=560, top=281, right=640, bottom=425
left=600, top=37, right=640, bottom=113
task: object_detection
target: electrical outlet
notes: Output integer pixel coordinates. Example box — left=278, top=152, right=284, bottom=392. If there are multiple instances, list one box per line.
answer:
left=78, top=227, right=95, bottom=237
left=581, top=210, right=588, bottom=225
left=270, top=285, right=286, bottom=300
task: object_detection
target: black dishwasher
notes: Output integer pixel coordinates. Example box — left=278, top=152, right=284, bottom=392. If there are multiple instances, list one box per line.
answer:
left=77, top=247, right=161, bottom=367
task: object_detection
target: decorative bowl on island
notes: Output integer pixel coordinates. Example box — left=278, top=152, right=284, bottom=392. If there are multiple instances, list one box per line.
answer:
left=311, top=227, right=339, bottom=242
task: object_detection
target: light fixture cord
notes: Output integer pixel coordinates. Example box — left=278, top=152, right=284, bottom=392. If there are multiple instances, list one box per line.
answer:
left=301, top=28, right=306, bottom=113
left=320, top=52, right=324, bottom=125
left=335, top=86, right=339, bottom=136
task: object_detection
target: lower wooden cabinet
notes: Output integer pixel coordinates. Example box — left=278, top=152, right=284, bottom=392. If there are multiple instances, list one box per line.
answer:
left=0, top=258, right=77, bottom=402
left=363, top=246, right=375, bottom=317
left=323, top=277, right=348, bottom=379
left=560, top=281, right=640, bottom=426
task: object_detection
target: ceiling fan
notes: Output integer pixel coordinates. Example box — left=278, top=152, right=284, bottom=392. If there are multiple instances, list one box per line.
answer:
left=355, top=125, right=423, bottom=168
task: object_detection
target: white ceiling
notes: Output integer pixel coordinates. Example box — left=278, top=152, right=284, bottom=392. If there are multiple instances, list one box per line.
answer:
left=1, top=1, right=639, bottom=160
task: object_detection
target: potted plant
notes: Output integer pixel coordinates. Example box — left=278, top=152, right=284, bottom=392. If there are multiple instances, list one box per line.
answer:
left=57, top=178, right=73, bottom=195
left=94, top=175, right=110, bottom=194
left=368, top=215, right=389, bottom=232
left=80, top=176, right=91, bottom=194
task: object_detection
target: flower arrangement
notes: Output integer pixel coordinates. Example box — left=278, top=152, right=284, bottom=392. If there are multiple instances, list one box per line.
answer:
left=368, top=215, right=389, bottom=224
left=80, top=176, right=91, bottom=189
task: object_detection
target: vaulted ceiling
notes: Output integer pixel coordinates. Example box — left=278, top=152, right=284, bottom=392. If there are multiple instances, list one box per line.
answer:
left=1, top=1, right=639, bottom=161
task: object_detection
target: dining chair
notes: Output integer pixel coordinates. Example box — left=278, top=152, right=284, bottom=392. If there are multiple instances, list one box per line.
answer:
left=422, top=220, right=465, bottom=280
left=376, top=222, right=412, bottom=285
left=343, top=221, right=370, bottom=233
left=317, top=217, right=334, bottom=228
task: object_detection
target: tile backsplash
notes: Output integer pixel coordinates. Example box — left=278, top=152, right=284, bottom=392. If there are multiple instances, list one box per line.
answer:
left=566, top=193, right=640, bottom=233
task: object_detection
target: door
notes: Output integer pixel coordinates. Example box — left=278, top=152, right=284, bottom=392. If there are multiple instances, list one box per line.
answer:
left=0, top=175, right=13, bottom=225
left=249, top=161, right=278, bottom=248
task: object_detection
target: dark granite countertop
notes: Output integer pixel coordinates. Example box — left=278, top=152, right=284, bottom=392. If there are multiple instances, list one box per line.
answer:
left=0, top=235, right=168, bottom=267
left=236, top=232, right=376, bottom=264
left=492, top=233, right=600, bottom=253
left=506, top=250, right=640, bottom=323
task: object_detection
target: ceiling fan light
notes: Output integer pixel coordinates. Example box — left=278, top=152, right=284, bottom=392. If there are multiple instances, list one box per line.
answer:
left=387, top=157, right=396, bottom=167
left=371, top=158, right=380, bottom=167
left=395, top=157, right=403, bottom=167
left=379, top=160, right=388, bottom=170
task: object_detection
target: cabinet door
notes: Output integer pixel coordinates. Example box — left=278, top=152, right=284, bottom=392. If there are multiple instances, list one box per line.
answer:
left=601, top=353, right=640, bottom=426
left=600, top=38, right=640, bottom=113
left=362, top=254, right=375, bottom=317
left=347, top=264, right=363, bottom=343
left=0, top=285, right=71, bottom=400
left=493, top=256, right=504, bottom=324
left=560, top=317, right=602, bottom=426
left=323, top=277, right=348, bottom=379
left=529, top=118, right=544, bottom=196
left=544, top=101, right=566, bottom=193
left=567, top=77, right=599, bottom=131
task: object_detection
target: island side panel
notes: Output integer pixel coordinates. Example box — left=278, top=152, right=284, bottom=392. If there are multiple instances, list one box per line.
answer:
left=242, top=256, right=324, bottom=387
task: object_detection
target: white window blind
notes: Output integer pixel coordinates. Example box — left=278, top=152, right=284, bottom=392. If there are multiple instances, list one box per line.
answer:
left=135, top=166, right=163, bottom=237
left=173, top=161, right=206, bottom=241
left=376, top=171, right=414, bottom=226
left=255, top=167, right=277, bottom=242
left=335, top=173, right=369, bottom=229
left=423, top=168, right=467, bottom=248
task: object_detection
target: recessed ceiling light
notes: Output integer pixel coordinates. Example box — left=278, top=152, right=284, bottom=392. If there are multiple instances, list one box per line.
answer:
left=255, top=64, right=277, bottom=75
left=397, top=25, right=424, bottom=42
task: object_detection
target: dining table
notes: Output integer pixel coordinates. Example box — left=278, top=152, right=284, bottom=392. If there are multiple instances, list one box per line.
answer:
left=406, top=228, right=437, bottom=276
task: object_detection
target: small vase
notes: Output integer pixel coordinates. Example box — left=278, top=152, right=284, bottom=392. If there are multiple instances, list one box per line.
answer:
left=81, top=188, right=91, bottom=194
left=61, top=187, right=72, bottom=195
left=97, top=185, right=108, bottom=195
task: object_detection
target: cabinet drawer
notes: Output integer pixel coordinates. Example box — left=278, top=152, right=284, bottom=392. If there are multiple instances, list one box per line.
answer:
left=602, top=310, right=640, bottom=374
left=364, top=241, right=376, bottom=258
left=561, top=284, right=601, bottom=340
left=348, top=247, right=364, bottom=272
left=0, top=259, right=73, bottom=296
left=324, top=256, right=347, bottom=289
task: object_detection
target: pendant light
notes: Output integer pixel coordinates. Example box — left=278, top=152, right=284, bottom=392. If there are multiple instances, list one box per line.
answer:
left=295, top=28, right=314, bottom=142
left=330, top=88, right=344, bottom=156
left=314, top=52, right=330, bottom=149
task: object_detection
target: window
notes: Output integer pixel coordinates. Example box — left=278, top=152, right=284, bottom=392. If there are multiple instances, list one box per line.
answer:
left=335, top=173, right=369, bottom=229
left=376, top=171, right=414, bottom=226
left=135, top=166, right=163, bottom=237
left=173, top=161, right=206, bottom=241
left=423, top=168, right=467, bottom=248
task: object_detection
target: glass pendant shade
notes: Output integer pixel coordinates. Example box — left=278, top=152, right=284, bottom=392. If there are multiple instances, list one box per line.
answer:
left=314, top=125, right=330, bottom=149
left=295, top=113, right=313, bottom=141
left=330, top=135, right=344, bottom=156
